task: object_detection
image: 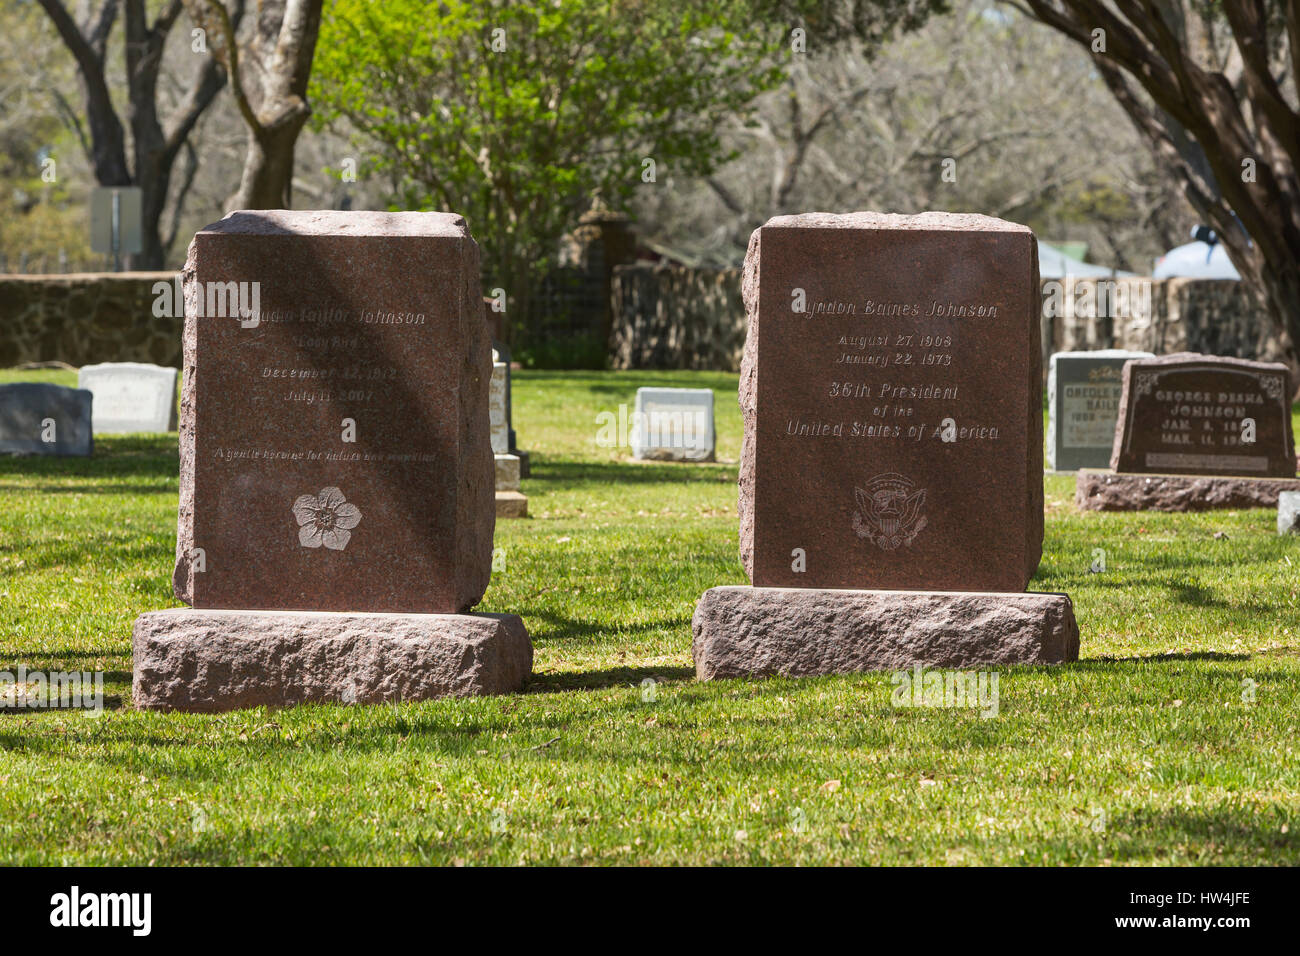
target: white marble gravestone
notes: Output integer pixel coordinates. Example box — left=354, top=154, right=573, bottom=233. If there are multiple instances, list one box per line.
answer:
left=631, top=387, right=715, bottom=462
left=490, top=353, right=526, bottom=515
left=78, top=362, right=178, bottom=433
left=489, top=358, right=509, bottom=455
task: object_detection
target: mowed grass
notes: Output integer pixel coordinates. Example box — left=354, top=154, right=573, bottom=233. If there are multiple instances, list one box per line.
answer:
left=0, top=367, right=1298, bottom=865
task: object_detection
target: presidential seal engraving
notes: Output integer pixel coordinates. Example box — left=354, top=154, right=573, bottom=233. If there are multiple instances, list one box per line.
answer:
left=852, top=473, right=927, bottom=550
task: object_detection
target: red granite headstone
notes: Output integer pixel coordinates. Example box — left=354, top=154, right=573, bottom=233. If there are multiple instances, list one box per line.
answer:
left=1110, top=353, right=1296, bottom=477
left=172, top=210, right=494, bottom=613
left=738, top=212, right=1042, bottom=593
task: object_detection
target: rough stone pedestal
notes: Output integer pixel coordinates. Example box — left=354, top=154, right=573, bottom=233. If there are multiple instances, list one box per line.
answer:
left=1280, top=491, right=1300, bottom=534
left=133, top=608, right=532, bottom=712
left=495, top=491, right=528, bottom=518
left=1076, top=470, right=1300, bottom=512
left=692, top=586, right=1078, bottom=679
left=494, top=454, right=527, bottom=518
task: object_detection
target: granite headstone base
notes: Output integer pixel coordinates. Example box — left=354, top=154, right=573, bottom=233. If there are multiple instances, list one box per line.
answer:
left=692, top=586, right=1078, bottom=679
left=494, top=453, right=527, bottom=517
left=496, top=491, right=528, bottom=519
left=1076, top=470, right=1300, bottom=512
left=133, top=608, right=532, bottom=712
left=495, top=453, right=520, bottom=491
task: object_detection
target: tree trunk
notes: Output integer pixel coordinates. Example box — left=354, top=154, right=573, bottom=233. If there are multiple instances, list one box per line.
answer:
left=229, top=115, right=310, bottom=209
left=38, top=0, right=226, bottom=269
left=1020, top=0, right=1300, bottom=360
left=195, top=0, right=323, bottom=212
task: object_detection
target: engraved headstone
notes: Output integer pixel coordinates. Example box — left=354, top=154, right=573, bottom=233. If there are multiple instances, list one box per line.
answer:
left=741, top=212, right=1042, bottom=593
left=78, top=362, right=178, bottom=433
left=694, top=212, right=1077, bottom=679
left=631, top=387, right=716, bottom=462
left=173, top=210, right=497, bottom=613
left=0, top=383, right=93, bottom=456
left=135, top=210, right=531, bottom=711
left=1046, top=350, right=1152, bottom=471
left=1110, top=353, right=1295, bottom=477
left=1077, top=352, right=1300, bottom=510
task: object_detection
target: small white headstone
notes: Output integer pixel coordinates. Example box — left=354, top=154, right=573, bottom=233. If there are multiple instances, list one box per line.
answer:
left=631, top=387, right=715, bottom=462
left=77, top=362, right=178, bottom=433
left=495, top=453, right=521, bottom=492
left=489, top=362, right=509, bottom=455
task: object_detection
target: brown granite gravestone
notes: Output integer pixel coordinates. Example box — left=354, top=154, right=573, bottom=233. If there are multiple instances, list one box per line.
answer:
left=134, top=211, right=531, bottom=711
left=1076, top=352, right=1300, bottom=511
left=694, top=212, right=1078, bottom=679
left=173, top=210, right=493, bottom=614
left=1110, top=353, right=1295, bottom=477
left=740, top=211, right=1042, bottom=593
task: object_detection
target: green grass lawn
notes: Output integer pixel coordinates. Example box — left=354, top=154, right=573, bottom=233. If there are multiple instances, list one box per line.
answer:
left=1, top=368, right=1298, bottom=865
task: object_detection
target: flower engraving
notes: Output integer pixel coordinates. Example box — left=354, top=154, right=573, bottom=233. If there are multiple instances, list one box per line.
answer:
left=1260, top=374, right=1285, bottom=401
left=293, top=486, right=361, bottom=551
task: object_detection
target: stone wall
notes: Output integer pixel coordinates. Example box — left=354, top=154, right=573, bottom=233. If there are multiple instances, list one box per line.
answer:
left=1, top=269, right=1291, bottom=377
left=0, top=272, right=180, bottom=368
left=609, top=263, right=745, bottom=371
left=609, top=266, right=1294, bottom=379
left=1039, top=276, right=1292, bottom=378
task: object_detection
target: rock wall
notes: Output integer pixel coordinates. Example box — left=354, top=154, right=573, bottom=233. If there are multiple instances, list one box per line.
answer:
left=609, top=263, right=745, bottom=371
left=0, top=272, right=180, bottom=368
left=1, top=269, right=1292, bottom=378
left=1039, top=276, right=1292, bottom=378
left=610, top=266, right=1294, bottom=379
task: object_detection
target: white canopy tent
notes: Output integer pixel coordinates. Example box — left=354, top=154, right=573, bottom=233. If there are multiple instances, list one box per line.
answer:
left=1152, top=240, right=1241, bottom=279
left=1037, top=241, right=1134, bottom=279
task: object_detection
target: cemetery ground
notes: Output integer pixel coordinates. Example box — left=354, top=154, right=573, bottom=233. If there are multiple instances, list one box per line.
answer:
left=1, top=367, right=1298, bottom=866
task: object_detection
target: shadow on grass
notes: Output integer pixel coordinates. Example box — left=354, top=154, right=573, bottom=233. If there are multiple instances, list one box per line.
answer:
left=0, top=694, right=123, bottom=716
left=1101, top=807, right=1300, bottom=863
left=527, top=460, right=735, bottom=486
left=526, top=664, right=695, bottom=692
left=0, top=536, right=170, bottom=571
left=522, top=610, right=689, bottom=643
left=1080, top=651, right=1250, bottom=664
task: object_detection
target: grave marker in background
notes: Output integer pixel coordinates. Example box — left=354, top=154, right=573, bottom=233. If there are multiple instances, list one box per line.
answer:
left=631, top=387, right=716, bottom=462
left=1078, top=352, right=1300, bottom=510
left=1046, top=349, right=1152, bottom=471
left=0, top=383, right=93, bottom=456
left=78, top=362, right=178, bottom=433
left=492, top=354, right=527, bottom=518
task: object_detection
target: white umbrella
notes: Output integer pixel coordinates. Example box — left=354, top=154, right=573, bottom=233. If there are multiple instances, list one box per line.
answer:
left=1152, top=240, right=1241, bottom=279
left=1037, top=241, right=1133, bottom=279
